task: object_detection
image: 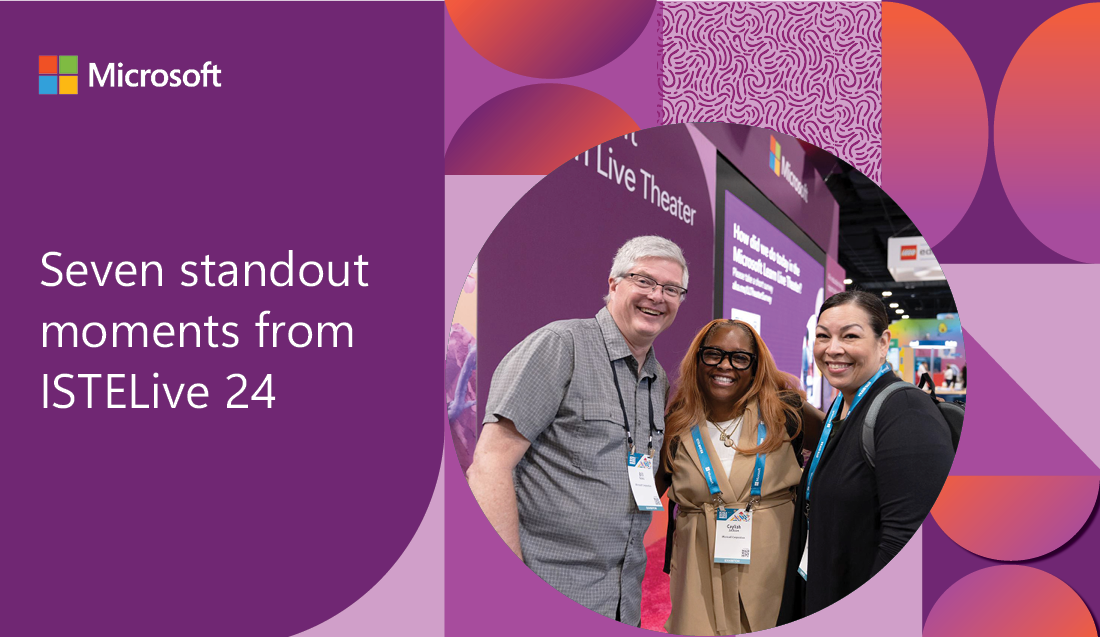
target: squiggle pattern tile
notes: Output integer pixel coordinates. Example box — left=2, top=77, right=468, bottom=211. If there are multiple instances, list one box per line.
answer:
left=659, top=2, right=882, bottom=182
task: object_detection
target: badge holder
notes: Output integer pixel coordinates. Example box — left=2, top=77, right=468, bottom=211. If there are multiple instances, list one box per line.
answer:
left=714, top=505, right=753, bottom=564
left=627, top=448, right=663, bottom=511
left=798, top=537, right=809, bottom=580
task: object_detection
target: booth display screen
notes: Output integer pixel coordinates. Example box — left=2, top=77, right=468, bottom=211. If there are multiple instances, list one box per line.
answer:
left=716, top=156, right=827, bottom=407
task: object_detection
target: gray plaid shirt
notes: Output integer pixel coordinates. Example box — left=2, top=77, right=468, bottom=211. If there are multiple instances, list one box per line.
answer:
left=484, top=307, right=668, bottom=625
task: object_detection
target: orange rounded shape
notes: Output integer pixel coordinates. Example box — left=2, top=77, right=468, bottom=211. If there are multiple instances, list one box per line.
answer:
left=444, top=84, right=638, bottom=175
left=931, top=476, right=1099, bottom=560
left=994, top=4, right=1100, bottom=262
left=446, top=0, right=655, bottom=79
left=881, top=2, right=987, bottom=246
left=925, top=566, right=1097, bottom=637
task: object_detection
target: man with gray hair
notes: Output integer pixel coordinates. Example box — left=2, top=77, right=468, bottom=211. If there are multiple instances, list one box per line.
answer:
left=468, top=235, right=689, bottom=626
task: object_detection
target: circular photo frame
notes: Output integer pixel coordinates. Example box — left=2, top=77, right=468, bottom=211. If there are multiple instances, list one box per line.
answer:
left=447, top=123, right=963, bottom=633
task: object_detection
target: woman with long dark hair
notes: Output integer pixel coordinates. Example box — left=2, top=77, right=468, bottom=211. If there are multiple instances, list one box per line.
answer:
left=779, top=291, right=954, bottom=620
left=658, top=319, right=821, bottom=635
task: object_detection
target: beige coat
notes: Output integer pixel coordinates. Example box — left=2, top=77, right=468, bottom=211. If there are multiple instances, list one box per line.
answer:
left=666, top=401, right=802, bottom=635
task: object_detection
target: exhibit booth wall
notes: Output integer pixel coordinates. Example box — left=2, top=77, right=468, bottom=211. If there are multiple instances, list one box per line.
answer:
left=459, top=124, right=841, bottom=472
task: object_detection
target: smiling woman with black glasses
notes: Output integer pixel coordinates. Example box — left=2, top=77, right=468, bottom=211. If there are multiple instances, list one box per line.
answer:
left=656, top=319, right=823, bottom=635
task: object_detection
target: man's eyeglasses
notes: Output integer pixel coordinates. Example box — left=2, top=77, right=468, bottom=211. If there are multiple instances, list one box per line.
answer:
left=698, top=347, right=756, bottom=370
left=625, top=273, right=687, bottom=300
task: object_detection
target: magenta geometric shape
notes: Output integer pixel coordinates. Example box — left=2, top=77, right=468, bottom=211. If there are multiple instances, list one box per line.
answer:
left=949, top=329, right=1099, bottom=476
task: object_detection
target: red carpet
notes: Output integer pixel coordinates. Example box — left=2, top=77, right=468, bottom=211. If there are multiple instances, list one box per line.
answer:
left=641, top=538, right=671, bottom=632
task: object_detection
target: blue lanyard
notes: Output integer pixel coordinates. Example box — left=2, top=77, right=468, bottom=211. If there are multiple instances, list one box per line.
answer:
left=805, top=362, right=891, bottom=507
left=690, top=425, right=722, bottom=501
left=750, top=422, right=767, bottom=500
left=690, top=421, right=767, bottom=508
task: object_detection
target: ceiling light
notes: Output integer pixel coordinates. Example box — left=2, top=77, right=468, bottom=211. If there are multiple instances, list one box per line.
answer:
left=902, top=315, right=910, bottom=319
left=895, top=309, right=904, bottom=314
left=843, top=278, right=852, bottom=285
left=881, top=291, right=892, bottom=297
left=889, top=302, right=899, bottom=308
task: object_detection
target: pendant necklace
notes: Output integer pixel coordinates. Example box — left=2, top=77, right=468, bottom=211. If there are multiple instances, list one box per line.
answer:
left=712, top=416, right=743, bottom=447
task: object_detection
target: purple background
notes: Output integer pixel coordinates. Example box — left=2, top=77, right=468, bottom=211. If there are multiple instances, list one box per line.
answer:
left=477, top=125, right=716, bottom=423
left=444, top=6, right=661, bottom=155
left=0, top=4, right=441, bottom=636
left=722, top=191, right=826, bottom=379
left=922, top=509, right=1100, bottom=626
left=825, top=254, right=847, bottom=298
left=910, top=0, right=1080, bottom=264
left=905, top=0, right=1100, bottom=622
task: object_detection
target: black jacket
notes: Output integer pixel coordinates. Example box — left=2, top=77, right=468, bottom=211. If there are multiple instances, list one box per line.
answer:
left=778, top=373, right=954, bottom=621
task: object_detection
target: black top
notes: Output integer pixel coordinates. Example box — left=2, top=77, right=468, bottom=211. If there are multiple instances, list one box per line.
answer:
left=778, top=373, right=955, bottom=620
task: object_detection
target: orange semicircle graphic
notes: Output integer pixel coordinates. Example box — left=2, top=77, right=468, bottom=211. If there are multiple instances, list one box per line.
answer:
left=925, top=565, right=1097, bottom=637
left=445, top=84, right=638, bottom=175
left=931, top=476, right=1099, bottom=561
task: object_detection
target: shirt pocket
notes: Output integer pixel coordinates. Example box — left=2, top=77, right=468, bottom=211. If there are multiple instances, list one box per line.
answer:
left=572, top=400, right=626, bottom=470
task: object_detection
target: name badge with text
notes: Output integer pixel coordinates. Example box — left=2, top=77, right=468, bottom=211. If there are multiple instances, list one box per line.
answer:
left=628, top=452, right=663, bottom=511
left=714, top=508, right=753, bottom=564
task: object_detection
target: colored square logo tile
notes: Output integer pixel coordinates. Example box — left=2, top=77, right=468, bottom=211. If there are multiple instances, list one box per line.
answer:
left=59, top=75, right=78, bottom=95
left=59, top=55, right=78, bottom=75
left=39, top=75, right=58, bottom=94
left=39, top=55, right=57, bottom=74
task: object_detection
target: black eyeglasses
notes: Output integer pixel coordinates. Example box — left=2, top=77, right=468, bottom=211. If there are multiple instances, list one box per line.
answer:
left=625, top=273, right=687, bottom=300
left=698, top=347, right=756, bottom=370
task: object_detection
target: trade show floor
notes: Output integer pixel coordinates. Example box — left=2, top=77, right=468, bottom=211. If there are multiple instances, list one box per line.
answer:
left=641, top=539, right=671, bottom=632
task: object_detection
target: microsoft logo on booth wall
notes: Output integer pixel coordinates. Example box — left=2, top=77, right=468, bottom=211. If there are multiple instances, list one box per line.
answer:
left=768, top=134, right=810, bottom=203
left=769, top=135, right=782, bottom=176
left=40, top=55, right=78, bottom=95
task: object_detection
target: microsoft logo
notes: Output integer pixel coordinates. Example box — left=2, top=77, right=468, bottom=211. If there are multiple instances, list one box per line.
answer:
left=37, top=55, right=224, bottom=93
left=768, top=134, right=810, bottom=203
left=40, top=55, right=79, bottom=95
left=769, top=135, right=781, bottom=176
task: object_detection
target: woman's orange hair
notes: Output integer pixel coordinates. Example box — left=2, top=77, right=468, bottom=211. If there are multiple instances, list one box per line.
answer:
left=664, top=319, right=803, bottom=468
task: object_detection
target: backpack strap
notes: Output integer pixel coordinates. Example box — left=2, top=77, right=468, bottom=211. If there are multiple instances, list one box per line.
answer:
left=861, top=381, right=961, bottom=467
left=860, top=382, right=908, bottom=469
